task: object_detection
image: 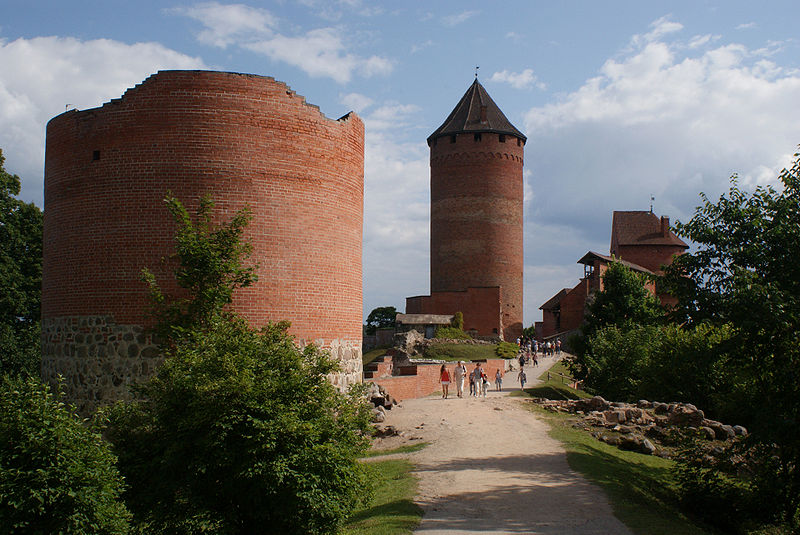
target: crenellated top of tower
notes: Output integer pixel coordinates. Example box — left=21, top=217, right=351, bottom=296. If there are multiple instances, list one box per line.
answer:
left=427, top=79, right=526, bottom=146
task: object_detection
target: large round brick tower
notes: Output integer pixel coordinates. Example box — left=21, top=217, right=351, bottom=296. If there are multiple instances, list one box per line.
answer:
left=427, top=79, right=525, bottom=341
left=42, top=70, right=364, bottom=413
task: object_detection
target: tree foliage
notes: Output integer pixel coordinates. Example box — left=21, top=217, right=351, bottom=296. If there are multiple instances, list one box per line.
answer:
left=0, top=375, right=130, bottom=534
left=0, top=149, right=43, bottom=376
left=570, top=261, right=663, bottom=382
left=141, top=194, right=257, bottom=340
left=364, top=306, right=397, bottom=335
left=109, top=196, right=372, bottom=534
left=662, top=153, right=800, bottom=526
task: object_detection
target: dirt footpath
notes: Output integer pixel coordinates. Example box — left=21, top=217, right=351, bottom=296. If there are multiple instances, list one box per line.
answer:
left=375, top=359, right=632, bottom=535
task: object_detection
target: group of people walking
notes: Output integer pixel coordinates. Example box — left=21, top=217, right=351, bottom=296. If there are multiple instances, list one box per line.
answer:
left=439, top=337, right=564, bottom=398
left=440, top=362, right=505, bottom=399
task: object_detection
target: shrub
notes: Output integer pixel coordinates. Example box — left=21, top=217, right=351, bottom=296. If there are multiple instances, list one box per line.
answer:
left=495, top=342, right=518, bottom=359
left=109, top=195, right=373, bottom=534
left=434, top=326, right=471, bottom=340
left=0, top=375, right=130, bottom=534
left=450, top=311, right=464, bottom=330
left=108, top=318, right=373, bottom=535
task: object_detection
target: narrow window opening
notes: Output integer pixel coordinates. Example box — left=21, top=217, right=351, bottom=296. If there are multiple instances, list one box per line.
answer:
left=517, top=138, right=521, bottom=146
left=92, top=150, right=101, bottom=161
left=449, top=135, right=457, bottom=144
left=499, top=134, right=506, bottom=143
left=474, top=133, right=481, bottom=142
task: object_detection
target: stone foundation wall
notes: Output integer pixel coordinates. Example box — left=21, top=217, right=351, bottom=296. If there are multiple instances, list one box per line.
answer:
left=41, top=316, right=162, bottom=415
left=42, top=316, right=363, bottom=415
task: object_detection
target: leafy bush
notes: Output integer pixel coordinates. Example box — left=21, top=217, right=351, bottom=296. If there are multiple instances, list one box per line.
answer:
left=109, top=195, right=373, bottom=534
left=495, top=342, right=518, bottom=359
left=108, top=319, right=372, bottom=534
left=0, top=375, right=130, bottom=534
left=450, top=311, right=464, bottom=330
left=434, top=326, right=471, bottom=339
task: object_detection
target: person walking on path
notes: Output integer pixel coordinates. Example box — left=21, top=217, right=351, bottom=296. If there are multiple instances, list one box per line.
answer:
left=454, top=361, right=466, bottom=398
left=440, top=365, right=451, bottom=399
left=518, top=366, right=527, bottom=390
left=495, top=369, right=503, bottom=391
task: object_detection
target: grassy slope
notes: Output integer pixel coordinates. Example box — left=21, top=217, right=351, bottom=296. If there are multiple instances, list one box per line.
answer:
left=523, top=366, right=712, bottom=534
left=422, top=342, right=499, bottom=361
left=540, top=408, right=713, bottom=535
left=343, top=459, right=422, bottom=535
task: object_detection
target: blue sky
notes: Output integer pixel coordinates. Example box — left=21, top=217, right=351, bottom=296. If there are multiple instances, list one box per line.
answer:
left=2, top=1, right=799, bottom=327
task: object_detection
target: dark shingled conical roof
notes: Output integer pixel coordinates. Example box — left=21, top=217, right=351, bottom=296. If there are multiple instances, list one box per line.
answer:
left=427, top=79, right=526, bottom=145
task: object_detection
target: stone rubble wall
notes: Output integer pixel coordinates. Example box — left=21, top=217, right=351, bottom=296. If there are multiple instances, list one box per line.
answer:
left=41, top=316, right=162, bottom=415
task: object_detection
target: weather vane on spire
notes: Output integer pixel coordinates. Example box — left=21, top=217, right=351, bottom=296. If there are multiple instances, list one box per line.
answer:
left=475, top=65, right=479, bottom=79
left=650, top=195, right=655, bottom=213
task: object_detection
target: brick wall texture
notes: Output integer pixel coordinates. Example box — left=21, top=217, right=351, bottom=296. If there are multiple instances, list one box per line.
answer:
left=370, top=359, right=511, bottom=401
left=428, top=133, right=525, bottom=341
left=42, top=70, right=364, bottom=411
left=406, top=287, right=502, bottom=336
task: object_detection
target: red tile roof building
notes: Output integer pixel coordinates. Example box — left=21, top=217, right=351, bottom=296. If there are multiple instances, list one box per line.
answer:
left=537, top=211, right=687, bottom=341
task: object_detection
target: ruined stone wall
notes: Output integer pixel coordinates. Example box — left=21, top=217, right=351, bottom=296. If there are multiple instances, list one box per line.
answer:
left=429, top=133, right=524, bottom=341
left=43, top=70, right=364, bottom=412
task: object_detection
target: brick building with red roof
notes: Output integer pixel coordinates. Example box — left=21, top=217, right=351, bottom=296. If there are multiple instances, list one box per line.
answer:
left=537, top=211, right=687, bottom=342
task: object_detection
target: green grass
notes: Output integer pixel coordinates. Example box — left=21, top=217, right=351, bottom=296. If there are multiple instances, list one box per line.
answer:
left=363, top=347, right=389, bottom=365
left=422, top=342, right=499, bottom=361
left=362, top=442, right=430, bottom=458
left=343, top=460, right=423, bottom=535
left=532, top=406, right=713, bottom=535
left=521, top=360, right=592, bottom=400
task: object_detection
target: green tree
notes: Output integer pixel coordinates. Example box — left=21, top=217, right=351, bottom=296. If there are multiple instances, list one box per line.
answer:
left=141, top=194, right=258, bottom=340
left=109, top=196, right=372, bottom=534
left=663, top=153, right=800, bottom=527
left=0, top=149, right=43, bottom=376
left=364, top=306, right=397, bottom=335
left=450, top=311, right=464, bottom=330
left=570, top=261, right=663, bottom=382
left=0, top=375, right=130, bottom=534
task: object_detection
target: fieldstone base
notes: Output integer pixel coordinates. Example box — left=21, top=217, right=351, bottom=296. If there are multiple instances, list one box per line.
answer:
left=42, top=316, right=364, bottom=415
left=41, top=316, right=162, bottom=415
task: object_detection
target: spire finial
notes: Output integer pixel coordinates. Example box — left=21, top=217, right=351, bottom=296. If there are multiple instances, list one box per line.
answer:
left=475, top=65, right=479, bottom=79
left=650, top=195, right=655, bottom=213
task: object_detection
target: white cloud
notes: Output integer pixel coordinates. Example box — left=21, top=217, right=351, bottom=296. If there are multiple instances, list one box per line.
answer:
left=0, top=36, right=206, bottom=206
left=490, top=68, right=544, bottom=90
left=736, top=22, right=757, bottom=30
left=362, top=129, right=430, bottom=315
left=442, top=10, right=478, bottom=27
left=362, top=103, right=421, bottom=131
left=521, top=18, right=800, bottom=321
left=172, top=3, right=392, bottom=83
left=411, top=40, right=433, bottom=54
left=631, top=16, right=683, bottom=48
left=168, top=3, right=276, bottom=48
left=339, top=92, right=374, bottom=113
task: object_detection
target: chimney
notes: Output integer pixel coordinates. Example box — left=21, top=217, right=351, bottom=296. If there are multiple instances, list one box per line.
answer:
left=661, top=215, right=669, bottom=237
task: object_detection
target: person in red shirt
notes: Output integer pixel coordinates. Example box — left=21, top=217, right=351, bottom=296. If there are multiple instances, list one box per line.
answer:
left=440, top=365, right=451, bottom=399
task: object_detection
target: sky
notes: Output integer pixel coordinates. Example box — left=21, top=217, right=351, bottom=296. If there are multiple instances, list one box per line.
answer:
left=2, top=1, right=799, bottom=327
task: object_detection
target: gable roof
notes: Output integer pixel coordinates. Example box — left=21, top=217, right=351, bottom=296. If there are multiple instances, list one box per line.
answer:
left=611, top=211, right=689, bottom=250
left=577, top=251, right=654, bottom=275
left=396, top=313, right=453, bottom=325
left=427, top=79, right=526, bottom=145
left=539, top=288, right=570, bottom=310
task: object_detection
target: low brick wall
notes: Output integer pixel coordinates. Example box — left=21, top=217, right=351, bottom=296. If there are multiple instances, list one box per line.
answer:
left=370, top=358, right=510, bottom=401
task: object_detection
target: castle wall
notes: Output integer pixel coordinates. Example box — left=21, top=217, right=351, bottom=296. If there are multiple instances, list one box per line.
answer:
left=42, top=70, right=364, bottom=413
left=614, top=244, right=685, bottom=274
left=429, top=133, right=525, bottom=341
left=406, top=287, right=502, bottom=337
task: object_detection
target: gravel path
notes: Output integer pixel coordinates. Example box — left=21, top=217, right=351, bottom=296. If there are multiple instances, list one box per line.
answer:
left=375, top=356, right=632, bottom=535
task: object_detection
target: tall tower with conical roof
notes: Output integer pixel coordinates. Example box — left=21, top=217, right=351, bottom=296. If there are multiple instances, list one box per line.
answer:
left=407, top=79, right=525, bottom=341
